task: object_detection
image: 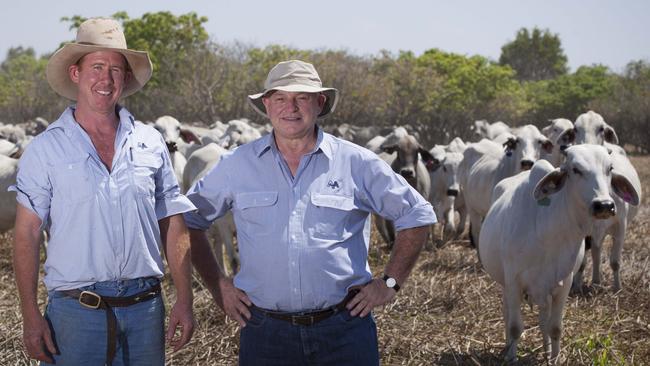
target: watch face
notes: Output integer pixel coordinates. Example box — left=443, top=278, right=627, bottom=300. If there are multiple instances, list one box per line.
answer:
left=386, top=277, right=396, bottom=288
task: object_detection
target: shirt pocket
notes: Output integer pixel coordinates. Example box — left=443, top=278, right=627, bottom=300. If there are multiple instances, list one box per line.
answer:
left=308, top=193, right=356, bottom=240
left=132, top=151, right=163, bottom=197
left=52, top=157, right=95, bottom=203
left=235, top=191, right=278, bottom=236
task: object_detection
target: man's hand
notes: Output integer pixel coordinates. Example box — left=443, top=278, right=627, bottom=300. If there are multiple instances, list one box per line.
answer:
left=22, top=311, right=57, bottom=363
left=216, top=277, right=252, bottom=327
left=166, top=300, right=195, bottom=352
left=346, top=278, right=396, bottom=317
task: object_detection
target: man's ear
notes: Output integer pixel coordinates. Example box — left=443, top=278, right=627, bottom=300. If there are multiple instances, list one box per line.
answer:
left=69, top=64, right=80, bottom=84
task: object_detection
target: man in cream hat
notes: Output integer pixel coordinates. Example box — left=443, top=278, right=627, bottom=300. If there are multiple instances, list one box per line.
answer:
left=185, top=59, right=436, bottom=365
left=12, top=17, right=196, bottom=365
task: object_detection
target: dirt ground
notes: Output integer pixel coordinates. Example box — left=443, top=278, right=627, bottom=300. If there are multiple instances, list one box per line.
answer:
left=1, top=156, right=648, bottom=365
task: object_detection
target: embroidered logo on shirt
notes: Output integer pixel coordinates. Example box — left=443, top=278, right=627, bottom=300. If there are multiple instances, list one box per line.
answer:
left=327, top=180, right=340, bottom=190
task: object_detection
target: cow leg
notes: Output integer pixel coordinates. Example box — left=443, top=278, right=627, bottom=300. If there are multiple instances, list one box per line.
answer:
left=609, top=221, right=626, bottom=292
left=538, top=296, right=552, bottom=360
left=455, top=203, right=467, bottom=239
left=503, top=284, right=523, bottom=363
left=216, top=213, right=239, bottom=274
left=207, top=224, right=226, bottom=273
left=590, top=230, right=607, bottom=287
left=548, top=278, right=571, bottom=365
left=468, top=209, right=481, bottom=249
left=443, top=206, right=456, bottom=242
left=571, top=238, right=589, bottom=293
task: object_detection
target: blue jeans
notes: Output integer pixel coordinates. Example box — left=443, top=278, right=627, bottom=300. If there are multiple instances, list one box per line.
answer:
left=240, top=306, right=379, bottom=366
left=43, top=277, right=165, bottom=366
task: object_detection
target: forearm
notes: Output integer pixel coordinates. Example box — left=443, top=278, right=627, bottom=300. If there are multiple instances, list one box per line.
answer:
left=383, top=225, right=428, bottom=285
left=160, top=215, right=193, bottom=305
left=13, top=205, right=44, bottom=318
left=188, top=228, right=227, bottom=302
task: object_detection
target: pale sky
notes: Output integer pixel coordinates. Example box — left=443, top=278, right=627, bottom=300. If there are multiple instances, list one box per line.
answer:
left=1, top=0, right=649, bottom=73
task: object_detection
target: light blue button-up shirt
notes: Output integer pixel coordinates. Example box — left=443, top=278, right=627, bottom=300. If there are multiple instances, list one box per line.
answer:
left=184, top=128, right=436, bottom=312
left=12, top=106, right=196, bottom=291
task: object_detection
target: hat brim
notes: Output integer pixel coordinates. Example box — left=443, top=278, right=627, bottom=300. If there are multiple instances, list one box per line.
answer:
left=46, top=43, right=152, bottom=100
left=248, top=85, right=339, bottom=119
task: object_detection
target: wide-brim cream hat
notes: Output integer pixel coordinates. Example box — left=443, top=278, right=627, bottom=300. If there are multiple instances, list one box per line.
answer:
left=46, top=17, right=152, bottom=100
left=248, top=60, right=339, bottom=118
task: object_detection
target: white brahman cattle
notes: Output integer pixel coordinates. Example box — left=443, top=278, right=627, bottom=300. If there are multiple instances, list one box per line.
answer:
left=0, top=155, right=19, bottom=233
left=472, top=120, right=511, bottom=141
left=153, top=116, right=202, bottom=185
left=374, top=128, right=434, bottom=248
left=479, top=145, right=640, bottom=363
left=183, top=143, right=239, bottom=274
left=541, top=118, right=576, bottom=167
left=459, top=125, right=553, bottom=248
left=428, top=141, right=467, bottom=242
left=574, top=110, right=618, bottom=145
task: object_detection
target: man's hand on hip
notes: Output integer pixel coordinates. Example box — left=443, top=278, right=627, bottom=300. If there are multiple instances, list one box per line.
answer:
left=346, top=278, right=396, bottom=318
left=218, top=277, right=252, bottom=328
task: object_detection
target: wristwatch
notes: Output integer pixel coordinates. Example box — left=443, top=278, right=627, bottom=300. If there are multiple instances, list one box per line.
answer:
left=382, top=274, right=400, bottom=292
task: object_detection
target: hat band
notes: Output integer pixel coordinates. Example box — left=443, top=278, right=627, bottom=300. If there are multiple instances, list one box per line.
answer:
left=266, top=76, right=322, bottom=89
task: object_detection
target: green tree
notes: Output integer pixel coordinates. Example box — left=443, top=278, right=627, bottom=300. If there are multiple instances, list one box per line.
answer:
left=0, top=47, right=64, bottom=122
left=527, top=65, right=614, bottom=122
left=500, top=27, right=569, bottom=81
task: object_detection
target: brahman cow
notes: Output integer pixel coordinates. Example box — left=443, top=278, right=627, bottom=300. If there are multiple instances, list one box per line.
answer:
left=459, top=125, right=553, bottom=248
left=541, top=118, right=576, bottom=167
left=479, top=145, right=640, bottom=363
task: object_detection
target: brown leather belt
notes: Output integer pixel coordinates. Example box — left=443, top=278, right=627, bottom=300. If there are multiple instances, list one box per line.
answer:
left=59, top=282, right=162, bottom=366
left=253, top=289, right=359, bottom=326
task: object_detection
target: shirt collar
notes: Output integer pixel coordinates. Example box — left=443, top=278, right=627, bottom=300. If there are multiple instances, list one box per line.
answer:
left=45, top=105, right=135, bottom=137
left=253, top=125, right=333, bottom=160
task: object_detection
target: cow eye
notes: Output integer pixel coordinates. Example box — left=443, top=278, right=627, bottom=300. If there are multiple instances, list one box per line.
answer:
left=572, top=167, right=582, bottom=176
left=607, top=165, right=613, bottom=175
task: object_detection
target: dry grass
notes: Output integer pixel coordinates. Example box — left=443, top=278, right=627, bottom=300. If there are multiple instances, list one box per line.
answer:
left=1, top=156, right=649, bottom=365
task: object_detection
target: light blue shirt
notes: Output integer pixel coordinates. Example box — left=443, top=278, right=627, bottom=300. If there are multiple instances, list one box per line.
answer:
left=184, top=128, right=436, bottom=311
left=12, top=106, right=196, bottom=291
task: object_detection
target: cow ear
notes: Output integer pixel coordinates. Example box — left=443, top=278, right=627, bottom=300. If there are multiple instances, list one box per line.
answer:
left=611, top=172, right=640, bottom=206
left=180, top=128, right=202, bottom=144
left=604, top=127, right=619, bottom=144
left=419, top=148, right=441, bottom=172
left=541, top=139, right=554, bottom=154
left=541, top=125, right=552, bottom=137
left=382, top=144, right=397, bottom=154
left=502, top=137, right=517, bottom=156
left=560, top=128, right=576, bottom=145
left=533, top=168, right=567, bottom=201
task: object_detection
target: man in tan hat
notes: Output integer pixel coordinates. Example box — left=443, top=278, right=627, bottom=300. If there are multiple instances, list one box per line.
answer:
left=12, top=17, right=195, bottom=365
left=184, top=60, right=436, bottom=365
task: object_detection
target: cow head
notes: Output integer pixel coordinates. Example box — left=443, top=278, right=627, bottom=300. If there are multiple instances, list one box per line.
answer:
left=534, top=145, right=639, bottom=221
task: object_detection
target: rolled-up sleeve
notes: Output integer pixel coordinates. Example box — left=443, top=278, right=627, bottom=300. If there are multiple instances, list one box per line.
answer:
left=358, top=156, right=437, bottom=230
left=11, top=144, right=51, bottom=230
left=153, top=135, right=196, bottom=219
left=184, top=156, right=233, bottom=230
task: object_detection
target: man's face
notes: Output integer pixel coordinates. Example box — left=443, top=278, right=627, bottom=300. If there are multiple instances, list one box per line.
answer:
left=69, top=51, right=131, bottom=114
left=262, top=91, right=326, bottom=141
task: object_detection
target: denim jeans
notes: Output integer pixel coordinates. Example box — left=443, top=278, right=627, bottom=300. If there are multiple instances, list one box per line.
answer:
left=239, top=306, right=379, bottom=366
left=43, top=277, right=165, bottom=366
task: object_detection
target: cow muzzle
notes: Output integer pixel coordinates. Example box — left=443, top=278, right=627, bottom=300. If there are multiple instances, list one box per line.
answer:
left=591, top=199, right=616, bottom=219
left=446, top=188, right=459, bottom=197
left=520, top=160, right=534, bottom=171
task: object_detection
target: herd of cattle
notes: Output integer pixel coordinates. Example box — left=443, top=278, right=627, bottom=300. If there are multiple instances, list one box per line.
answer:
left=0, top=110, right=643, bottom=363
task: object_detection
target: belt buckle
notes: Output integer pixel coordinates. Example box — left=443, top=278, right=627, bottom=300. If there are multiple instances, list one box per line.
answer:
left=78, top=290, right=102, bottom=309
left=291, top=315, right=315, bottom=326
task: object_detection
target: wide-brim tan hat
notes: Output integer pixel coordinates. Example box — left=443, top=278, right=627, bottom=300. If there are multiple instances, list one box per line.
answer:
left=46, top=17, right=152, bottom=100
left=248, top=60, right=339, bottom=118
